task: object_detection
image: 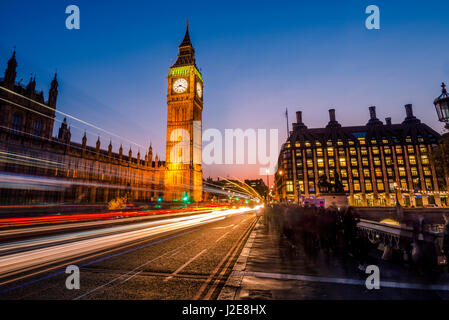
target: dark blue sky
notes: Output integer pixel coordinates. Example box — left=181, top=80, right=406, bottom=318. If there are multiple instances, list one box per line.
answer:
left=1, top=0, right=449, bottom=179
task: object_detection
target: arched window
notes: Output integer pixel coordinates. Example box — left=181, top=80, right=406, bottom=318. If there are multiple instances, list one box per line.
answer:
left=12, top=113, right=23, bottom=134
left=33, top=120, right=43, bottom=137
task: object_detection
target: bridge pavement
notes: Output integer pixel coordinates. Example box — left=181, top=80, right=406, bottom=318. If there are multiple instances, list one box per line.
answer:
left=219, top=217, right=449, bottom=300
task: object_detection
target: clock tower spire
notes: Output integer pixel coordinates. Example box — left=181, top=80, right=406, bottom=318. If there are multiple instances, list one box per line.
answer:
left=165, top=23, right=203, bottom=202
left=173, top=22, right=196, bottom=67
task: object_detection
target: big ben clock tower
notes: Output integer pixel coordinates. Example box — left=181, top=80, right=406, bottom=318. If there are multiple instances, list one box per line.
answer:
left=165, top=23, right=203, bottom=202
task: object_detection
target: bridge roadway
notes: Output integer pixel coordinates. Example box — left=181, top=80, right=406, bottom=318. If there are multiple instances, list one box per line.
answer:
left=0, top=207, right=258, bottom=300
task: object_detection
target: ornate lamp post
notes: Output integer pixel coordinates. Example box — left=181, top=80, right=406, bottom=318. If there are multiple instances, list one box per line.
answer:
left=434, top=82, right=449, bottom=205
left=434, top=83, right=449, bottom=129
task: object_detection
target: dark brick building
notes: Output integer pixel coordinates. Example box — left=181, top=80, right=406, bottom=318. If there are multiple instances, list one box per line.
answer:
left=274, top=105, right=447, bottom=207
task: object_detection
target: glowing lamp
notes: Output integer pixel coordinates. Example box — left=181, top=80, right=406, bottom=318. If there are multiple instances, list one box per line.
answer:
left=434, top=82, right=449, bottom=128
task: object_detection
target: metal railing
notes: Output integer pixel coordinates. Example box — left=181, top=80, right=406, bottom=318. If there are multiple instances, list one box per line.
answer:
left=357, top=218, right=444, bottom=251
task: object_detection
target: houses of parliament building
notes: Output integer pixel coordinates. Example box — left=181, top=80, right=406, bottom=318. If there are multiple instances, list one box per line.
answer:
left=0, top=25, right=203, bottom=205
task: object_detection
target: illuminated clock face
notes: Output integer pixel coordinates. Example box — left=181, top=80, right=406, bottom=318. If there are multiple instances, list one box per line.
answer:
left=196, top=82, right=202, bottom=98
left=173, top=78, right=188, bottom=93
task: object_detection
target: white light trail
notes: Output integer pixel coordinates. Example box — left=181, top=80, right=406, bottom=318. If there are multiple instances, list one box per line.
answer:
left=0, top=207, right=256, bottom=277
left=0, top=86, right=146, bottom=149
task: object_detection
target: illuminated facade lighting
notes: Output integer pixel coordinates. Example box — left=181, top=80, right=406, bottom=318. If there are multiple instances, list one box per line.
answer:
left=274, top=106, right=446, bottom=207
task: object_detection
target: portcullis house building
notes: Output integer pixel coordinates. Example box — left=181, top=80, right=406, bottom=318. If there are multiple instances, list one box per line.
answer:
left=274, top=105, right=447, bottom=207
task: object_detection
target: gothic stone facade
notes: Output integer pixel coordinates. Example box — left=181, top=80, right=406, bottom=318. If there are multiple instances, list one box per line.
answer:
left=165, top=25, right=203, bottom=202
left=0, top=26, right=202, bottom=204
left=0, top=50, right=56, bottom=140
left=0, top=127, right=165, bottom=204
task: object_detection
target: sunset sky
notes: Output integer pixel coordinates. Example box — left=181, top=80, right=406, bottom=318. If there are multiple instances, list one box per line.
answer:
left=1, top=0, right=449, bottom=180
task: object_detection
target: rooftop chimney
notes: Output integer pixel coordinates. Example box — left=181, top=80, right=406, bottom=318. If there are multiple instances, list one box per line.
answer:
left=292, top=110, right=307, bottom=130
left=329, top=109, right=336, bottom=122
left=385, top=117, right=392, bottom=125
left=405, top=104, right=413, bottom=118
left=296, top=111, right=302, bottom=124
left=326, top=108, right=341, bottom=129
left=402, top=104, right=420, bottom=124
left=367, top=106, right=383, bottom=126
left=369, top=106, right=377, bottom=119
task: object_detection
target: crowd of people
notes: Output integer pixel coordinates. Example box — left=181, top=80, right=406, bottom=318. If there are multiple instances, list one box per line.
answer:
left=264, top=204, right=373, bottom=271
left=264, top=204, right=449, bottom=275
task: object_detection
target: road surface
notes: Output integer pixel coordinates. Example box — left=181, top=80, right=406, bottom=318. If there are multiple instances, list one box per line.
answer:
left=0, top=207, right=258, bottom=300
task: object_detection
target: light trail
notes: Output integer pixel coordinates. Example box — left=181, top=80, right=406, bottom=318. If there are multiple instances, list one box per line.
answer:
left=0, top=206, right=258, bottom=277
left=0, top=204, right=108, bottom=209
left=0, top=97, right=132, bottom=149
left=0, top=208, right=211, bottom=238
left=202, top=180, right=258, bottom=201
left=0, top=205, right=226, bottom=228
left=231, top=176, right=264, bottom=200
left=0, top=151, right=163, bottom=186
left=0, top=124, right=144, bottom=168
left=0, top=210, right=218, bottom=253
left=0, top=171, right=161, bottom=194
left=0, top=86, right=146, bottom=149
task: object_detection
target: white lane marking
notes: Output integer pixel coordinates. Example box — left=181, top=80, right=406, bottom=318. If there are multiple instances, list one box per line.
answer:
left=120, top=241, right=197, bottom=284
left=217, top=215, right=252, bottom=243
left=232, top=216, right=251, bottom=230
left=168, top=247, right=184, bottom=257
left=213, top=225, right=234, bottom=230
left=164, top=212, right=253, bottom=281
left=164, top=248, right=208, bottom=282
left=124, top=213, right=245, bottom=283
left=74, top=240, right=196, bottom=300
left=215, top=231, right=231, bottom=243
left=235, top=271, right=449, bottom=292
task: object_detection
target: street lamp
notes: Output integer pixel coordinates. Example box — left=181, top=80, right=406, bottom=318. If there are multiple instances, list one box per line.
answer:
left=434, top=82, right=449, bottom=129
left=433, top=82, right=449, bottom=207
